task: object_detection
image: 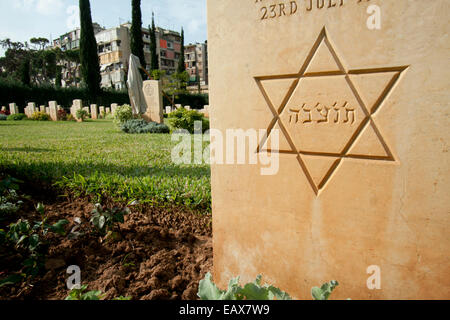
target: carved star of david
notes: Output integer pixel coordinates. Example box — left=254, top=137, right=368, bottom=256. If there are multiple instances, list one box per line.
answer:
left=255, top=27, right=408, bottom=195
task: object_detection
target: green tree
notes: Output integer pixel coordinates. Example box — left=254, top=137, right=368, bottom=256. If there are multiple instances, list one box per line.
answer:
left=149, top=12, right=159, bottom=72
left=55, top=66, right=62, bottom=87
left=19, top=58, right=31, bottom=86
left=163, top=71, right=189, bottom=105
left=64, top=49, right=81, bottom=87
left=30, top=37, right=49, bottom=50
left=177, top=28, right=186, bottom=74
left=130, top=0, right=146, bottom=69
left=79, top=0, right=101, bottom=97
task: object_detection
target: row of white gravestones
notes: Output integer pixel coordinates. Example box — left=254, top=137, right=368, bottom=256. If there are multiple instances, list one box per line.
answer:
left=70, top=101, right=116, bottom=120
left=164, top=105, right=210, bottom=115
left=7, top=101, right=120, bottom=120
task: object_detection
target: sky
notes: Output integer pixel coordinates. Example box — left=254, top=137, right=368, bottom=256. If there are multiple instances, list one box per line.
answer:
left=0, top=0, right=207, bottom=56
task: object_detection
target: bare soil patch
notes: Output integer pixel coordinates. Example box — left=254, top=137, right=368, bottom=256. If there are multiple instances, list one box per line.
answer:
left=0, top=184, right=212, bottom=300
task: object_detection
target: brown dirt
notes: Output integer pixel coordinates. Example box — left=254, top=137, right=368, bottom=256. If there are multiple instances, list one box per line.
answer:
left=0, top=187, right=212, bottom=300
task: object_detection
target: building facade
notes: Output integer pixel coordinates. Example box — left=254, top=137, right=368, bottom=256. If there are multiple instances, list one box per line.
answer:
left=185, top=42, right=208, bottom=86
left=53, top=23, right=192, bottom=89
left=96, top=25, right=131, bottom=89
left=52, top=23, right=104, bottom=51
left=124, top=23, right=182, bottom=75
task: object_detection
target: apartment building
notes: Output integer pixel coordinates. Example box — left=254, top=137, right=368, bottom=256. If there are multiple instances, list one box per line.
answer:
left=96, top=25, right=131, bottom=89
left=53, top=23, right=185, bottom=89
left=52, top=23, right=104, bottom=51
left=123, top=23, right=182, bottom=75
left=185, top=41, right=208, bottom=86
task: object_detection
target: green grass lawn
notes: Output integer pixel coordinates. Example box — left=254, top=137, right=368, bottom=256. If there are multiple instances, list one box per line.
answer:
left=0, top=120, right=211, bottom=212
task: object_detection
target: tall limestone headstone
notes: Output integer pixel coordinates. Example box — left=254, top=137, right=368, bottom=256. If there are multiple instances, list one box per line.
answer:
left=49, top=101, right=58, bottom=121
left=25, top=102, right=37, bottom=118
left=142, top=80, right=164, bottom=124
left=71, top=100, right=83, bottom=119
left=208, top=0, right=450, bottom=299
left=90, top=104, right=98, bottom=120
left=9, top=103, right=19, bottom=115
left=111, top=103, right=118, bottom=115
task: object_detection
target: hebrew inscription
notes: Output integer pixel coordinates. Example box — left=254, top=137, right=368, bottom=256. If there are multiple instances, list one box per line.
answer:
left=255, top=27, right=407, bottom=194
left=288, top=102, right=355, bottom=125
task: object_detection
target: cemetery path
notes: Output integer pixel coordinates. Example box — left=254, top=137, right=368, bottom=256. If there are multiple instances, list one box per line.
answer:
left=0, top=184, right=212, bottom=300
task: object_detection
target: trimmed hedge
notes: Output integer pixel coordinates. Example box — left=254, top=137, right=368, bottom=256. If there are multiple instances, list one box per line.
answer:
left=0, top=79, right=130, bottom=113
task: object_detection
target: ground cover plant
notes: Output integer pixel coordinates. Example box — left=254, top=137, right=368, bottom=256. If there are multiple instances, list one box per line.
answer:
left=120, top=119, right=170, bottom=134
left=0, top=119, right=211, bottom=212
left=6, top=114, right=27, bottom=121
left=30, top=112, right=51, bottom=121
left=198, top=273, right=339, bottom=300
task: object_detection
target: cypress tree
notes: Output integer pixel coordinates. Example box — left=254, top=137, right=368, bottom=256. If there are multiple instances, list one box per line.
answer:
left=55, top=66, right=62, bottom=88
left=177, top=27, right=186, bottom=73
left=149, top=12, right=159, bottom=72
left=79, top=0, right=101, bottom=97
left=130, top=0, right=146, bottom=69
left=19, top=58, right=31, bottom=86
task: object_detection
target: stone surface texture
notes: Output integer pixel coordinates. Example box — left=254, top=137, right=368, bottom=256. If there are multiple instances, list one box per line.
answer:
left=208, top=0, right=450, bottom=299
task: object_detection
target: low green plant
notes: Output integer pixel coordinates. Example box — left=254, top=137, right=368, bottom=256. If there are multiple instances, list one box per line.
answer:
left=168, top=108, right=209, bottom=134
left=30, top=111, right=50, bottom=121
left=0, top=176, right=22, bottom=194
left=75, top=109, right=89, bottom=121
left=0, top=274, right=25, bottom=288
left=114, top=104, right=133, bottom=125
left=65, top=284, right=132, bottom=300
left=113, top=296, right=132, bottom=301
left=7, top=113, right=27, bottom=121
left=90, top=203, right=130, bottom=235
left=311, top=280, right=339, bottom=300
left=198, top=273, right=339, bottom=301
left=0, top=189, right=23, bottom=217
left=0, top=176, right=23, bottom=218
left=65, top=285, right=103, bottom=300
left=1, top=204, right=68, bottom=278
left=0, top=114, right=7, bottom=121
left=66, top=114, right=76, bottom=121
left=198, top=273, right=292, bottom=300
left=120, top=119, right=170, bottom=134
